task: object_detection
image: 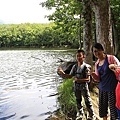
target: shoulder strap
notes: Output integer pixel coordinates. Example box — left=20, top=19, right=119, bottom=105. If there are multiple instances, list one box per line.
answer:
left=74, top=63, right=78, bottom=73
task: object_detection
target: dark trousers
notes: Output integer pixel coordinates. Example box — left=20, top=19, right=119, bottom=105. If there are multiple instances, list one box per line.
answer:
left=99, top=90, right=119, bottom=120
left=74, top=83, right=94, bottom=117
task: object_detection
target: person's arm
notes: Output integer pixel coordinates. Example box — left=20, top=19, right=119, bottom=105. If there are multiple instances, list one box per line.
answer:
left=74, top=76, right=90, bottom=83
left=91, top=62, right=100, bottom=82
left=57, top=67, right=73, bottom=79
left=91, top=72, right=100, bottom=82
left=113, top=56, right=120, bottom=65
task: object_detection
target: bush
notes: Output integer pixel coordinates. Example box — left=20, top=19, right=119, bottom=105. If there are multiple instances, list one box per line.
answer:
left=57, top=78, right=77, bottom=118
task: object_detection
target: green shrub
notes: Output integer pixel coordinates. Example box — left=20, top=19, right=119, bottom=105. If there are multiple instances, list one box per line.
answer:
left=57, top=78, right=77, bottom=117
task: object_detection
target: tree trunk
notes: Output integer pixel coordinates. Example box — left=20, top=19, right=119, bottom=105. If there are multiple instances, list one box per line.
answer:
left=92, top=0, right=114, bottom=54
left=82, top=0, right=93, bottom=66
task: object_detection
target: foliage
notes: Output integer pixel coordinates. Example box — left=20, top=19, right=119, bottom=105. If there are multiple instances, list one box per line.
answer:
left=40, top=0, right=83, bottom=48
left=57, top=78, right=77, bottom=117
left=110, top=0, right=120, bottom=55
left=111, top=0, right=120, bottom=33
left=0, top=23, right=79, bottom=48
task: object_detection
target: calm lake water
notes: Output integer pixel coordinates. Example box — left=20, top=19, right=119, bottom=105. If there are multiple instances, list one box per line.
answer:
left=0, top=50, right=75, bottom=120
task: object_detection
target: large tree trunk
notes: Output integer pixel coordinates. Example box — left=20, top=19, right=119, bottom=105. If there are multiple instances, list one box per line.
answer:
left=92, top=0, right=114, bottom=54
left=82, top=0, right=93, bottom=66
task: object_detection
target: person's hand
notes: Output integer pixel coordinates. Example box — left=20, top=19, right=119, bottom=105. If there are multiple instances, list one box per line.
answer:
left=109, top=64, right=117, bottom=73
left=90, top=72, right=96, bottom=78
left=90, top=71, right=100, bottom=82
left=57, top=67, right=64, bottom=75
left=74, top=77, right=78, bottom=82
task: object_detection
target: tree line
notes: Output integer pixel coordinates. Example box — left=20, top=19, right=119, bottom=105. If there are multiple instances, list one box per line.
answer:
left=0, top=23, right=79, bottom=48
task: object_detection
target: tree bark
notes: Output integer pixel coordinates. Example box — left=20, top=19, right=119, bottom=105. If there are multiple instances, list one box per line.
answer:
left=92, top=0, right=114, bottom=54
left=82, top=0, right=93, bottom=66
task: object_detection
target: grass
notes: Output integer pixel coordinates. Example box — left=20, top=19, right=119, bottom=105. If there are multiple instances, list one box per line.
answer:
left=57, top=78, right=77, bottom=119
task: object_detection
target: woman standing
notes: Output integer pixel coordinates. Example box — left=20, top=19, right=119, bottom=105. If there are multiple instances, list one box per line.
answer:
left=91, top=43, right=119, bottom=120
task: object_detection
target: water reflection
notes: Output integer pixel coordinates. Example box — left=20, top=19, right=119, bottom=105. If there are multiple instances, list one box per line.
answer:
left=0, top=50, right=74, bottom=120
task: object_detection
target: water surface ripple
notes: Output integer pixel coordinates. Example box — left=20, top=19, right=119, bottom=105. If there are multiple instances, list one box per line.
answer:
left=0, top=50, right=74, bottom=120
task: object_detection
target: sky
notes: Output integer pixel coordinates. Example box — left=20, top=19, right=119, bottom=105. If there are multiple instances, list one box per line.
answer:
left=0, top=0, right=54, bottom=24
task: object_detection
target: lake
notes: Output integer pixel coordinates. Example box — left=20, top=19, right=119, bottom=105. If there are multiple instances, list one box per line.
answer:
left=0, top=50, right=75, bottom=120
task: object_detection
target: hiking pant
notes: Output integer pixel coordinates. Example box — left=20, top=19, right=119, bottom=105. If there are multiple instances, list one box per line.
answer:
left=74, top=83, right=94, bottom=117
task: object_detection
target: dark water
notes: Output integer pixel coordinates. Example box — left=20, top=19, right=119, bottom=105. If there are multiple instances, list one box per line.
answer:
left=0, top=50, right=74, bottom=120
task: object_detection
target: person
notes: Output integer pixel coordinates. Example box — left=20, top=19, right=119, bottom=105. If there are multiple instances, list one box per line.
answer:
left=91, top=42, right=119, bottom=120
left=57, top=49, right=96, bottom=120
left=109, top=64, right=120, bottom=119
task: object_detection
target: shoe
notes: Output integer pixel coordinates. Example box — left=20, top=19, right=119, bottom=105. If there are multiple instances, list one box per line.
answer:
left=76, top=112, right=83, bottom=120
left=76, top=115, right=83, bottom=120
left=87, top=115, right=96, bottom=120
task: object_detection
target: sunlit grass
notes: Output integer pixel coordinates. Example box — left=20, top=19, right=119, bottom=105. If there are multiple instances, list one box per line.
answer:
left=57, top=78, right=77, bottom=118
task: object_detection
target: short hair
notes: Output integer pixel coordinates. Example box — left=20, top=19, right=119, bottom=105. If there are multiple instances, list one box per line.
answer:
left=91, top=43, right=104, bottom=52
left=76, top=49, right=85, bottom=55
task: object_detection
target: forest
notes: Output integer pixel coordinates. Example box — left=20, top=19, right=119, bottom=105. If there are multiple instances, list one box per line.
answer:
left=0, top=0, right=120, bottom=59
left=0, top=23, right=79, bottom=49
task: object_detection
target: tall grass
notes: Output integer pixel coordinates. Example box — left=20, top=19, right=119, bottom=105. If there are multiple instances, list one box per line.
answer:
left=57, top=78, right=77, bottom=118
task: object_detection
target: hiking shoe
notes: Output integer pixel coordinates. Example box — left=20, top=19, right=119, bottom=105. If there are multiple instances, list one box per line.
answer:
left=87, top=115, right=97, bottom=120
left=76, top=112, right=83, bottom=120
left=76, top=115, right=83, bottom=120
